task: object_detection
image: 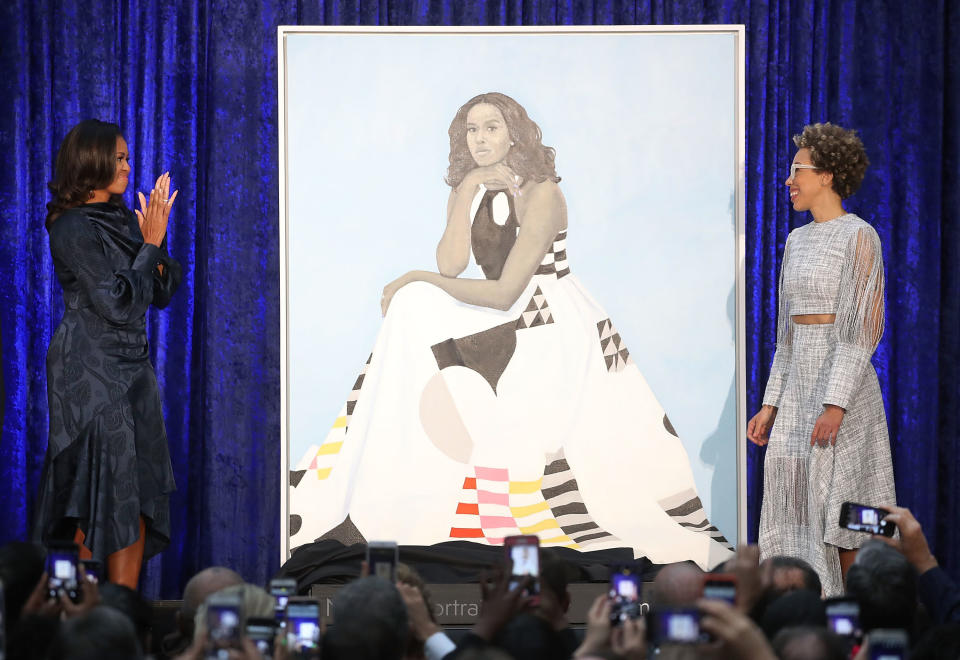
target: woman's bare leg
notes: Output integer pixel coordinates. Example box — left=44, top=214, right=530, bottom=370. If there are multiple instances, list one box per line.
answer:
left=107, top=517, right=146, bottom=589
left=72, top=526, right=93, bottom=561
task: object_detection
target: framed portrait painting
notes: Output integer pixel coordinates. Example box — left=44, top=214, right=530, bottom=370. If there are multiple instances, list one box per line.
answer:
left=279, top=25, right=746, bottom=569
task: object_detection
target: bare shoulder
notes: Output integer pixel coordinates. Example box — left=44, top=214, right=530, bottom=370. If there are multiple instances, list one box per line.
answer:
left=517, top=179, right=566, bottom=230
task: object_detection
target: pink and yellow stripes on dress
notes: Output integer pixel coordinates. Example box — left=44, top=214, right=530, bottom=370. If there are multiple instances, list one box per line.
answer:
left=450, top=466, right=577, bottom=547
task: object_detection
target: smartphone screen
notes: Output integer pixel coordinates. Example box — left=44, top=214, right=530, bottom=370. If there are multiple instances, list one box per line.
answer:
left=205, top=597, right=243, bottom=659
left=269, top=578, right=297, bottom=623
left=504, top=535, right=539, bottom=594
left=286, top=601, right=321, bottom=651
left=825, top=598, right=862, bottom=640
left=609, top=568, right=642, bottom=624
left=366, top=541, right=398, bottom=581
left=46, top=544, right=79, bottom=601
left=840, top=502, right=894, bottom=536
left=702, top=575, right=737, bottom=605
left=246, top=617, right=278, bottom=658
left=648, top=607, right=706, bottom=645
left=867, top=628, right=908, bottom=660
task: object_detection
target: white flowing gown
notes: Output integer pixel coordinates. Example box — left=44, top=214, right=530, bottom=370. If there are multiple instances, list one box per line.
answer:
left=290, top=185, right=734, bottom=569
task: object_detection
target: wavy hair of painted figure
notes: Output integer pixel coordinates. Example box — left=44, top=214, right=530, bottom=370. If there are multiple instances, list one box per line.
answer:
left=747, top=122, right=896, bottom=597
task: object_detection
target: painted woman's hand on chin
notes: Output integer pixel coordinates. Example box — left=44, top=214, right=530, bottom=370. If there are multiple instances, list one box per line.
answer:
left=465, top=163, right=523, bottom=196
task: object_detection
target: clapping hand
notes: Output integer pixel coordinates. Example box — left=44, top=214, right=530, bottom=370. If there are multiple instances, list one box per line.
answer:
left=136, top=172, right=178, bottom=247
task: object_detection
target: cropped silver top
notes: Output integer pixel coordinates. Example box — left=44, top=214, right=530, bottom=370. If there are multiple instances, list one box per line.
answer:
left=763, top=214, right=886, bottom=410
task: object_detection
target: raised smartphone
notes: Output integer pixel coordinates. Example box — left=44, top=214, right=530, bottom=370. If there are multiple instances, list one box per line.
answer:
left=45, top=542, right=79, bottom=602
left=609, top=566, right=643, bottom=624
left=839, top=502, right=895, bottom=537
left=366, top=541, right=399, bottom=581
left=286, top=598, right=321, bottom=654
left=504, top=534, right=539, bottom=595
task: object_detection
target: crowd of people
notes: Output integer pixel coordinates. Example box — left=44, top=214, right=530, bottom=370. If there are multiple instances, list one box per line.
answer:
left=1, top=505, right=957, bottom=660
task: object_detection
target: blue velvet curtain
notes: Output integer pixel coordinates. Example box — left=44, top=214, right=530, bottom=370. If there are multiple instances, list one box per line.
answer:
left=1, top=1, right=957, bottom=599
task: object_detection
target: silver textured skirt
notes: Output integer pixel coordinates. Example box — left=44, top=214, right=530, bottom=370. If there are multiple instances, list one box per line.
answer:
left=759, top=322, right=896, bottom=597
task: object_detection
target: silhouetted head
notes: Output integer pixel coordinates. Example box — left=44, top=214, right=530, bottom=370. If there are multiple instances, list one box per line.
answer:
left=323, top=576, right=409, bottom=660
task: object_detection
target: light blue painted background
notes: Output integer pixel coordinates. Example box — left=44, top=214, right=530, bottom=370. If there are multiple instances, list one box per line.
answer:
left=285, top=31, right=739, bottom=543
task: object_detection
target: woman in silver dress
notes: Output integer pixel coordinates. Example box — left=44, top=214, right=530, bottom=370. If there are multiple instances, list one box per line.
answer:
left=747, top=123, right=896, bottom=596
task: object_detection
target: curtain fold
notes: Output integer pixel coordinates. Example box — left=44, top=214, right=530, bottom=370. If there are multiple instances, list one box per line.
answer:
left=0, top=0, right=956, bottom=599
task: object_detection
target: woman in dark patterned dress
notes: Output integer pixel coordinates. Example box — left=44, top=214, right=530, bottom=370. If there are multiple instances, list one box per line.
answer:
left=33, top=119, right=180, bottom=588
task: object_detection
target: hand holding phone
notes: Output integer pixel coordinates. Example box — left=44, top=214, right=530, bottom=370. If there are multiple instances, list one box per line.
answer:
left=269, top=578, right=297, bottom=624
left=647, top=607, right=708, bottom=645
left=866, top=628, right=908, bottom=660
left=504, top=535, right=539, bottom=595
left=701, top=574, right=737, bottom=606
left=46, top=542, right=80, bottom=603
left=205, top=591, right=244, bottom=659
left=840, top=502, right=895, bottom=537
left=608, top=566, right=643, bottom=624
left=246, top=616, right=279, bottom=659
left=825, top=597, right=862, bottom=645
left=286, top=598, right=321, bottom=657
left=366, top=541, right=399, bottom=581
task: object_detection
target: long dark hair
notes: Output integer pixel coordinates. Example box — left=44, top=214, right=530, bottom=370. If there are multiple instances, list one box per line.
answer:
left=46, top=119, right=125, bottom=228
left=445, top=92, right=560, bottom=189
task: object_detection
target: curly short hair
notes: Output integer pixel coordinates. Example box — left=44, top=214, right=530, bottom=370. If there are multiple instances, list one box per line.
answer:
left=792, top=122, right=869, bottom=199
left=445, top=92, right=560, bottom=189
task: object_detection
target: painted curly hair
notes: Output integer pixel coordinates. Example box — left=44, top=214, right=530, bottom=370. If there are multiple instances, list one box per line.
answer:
left=792, top=123, right=869, bottom=199
left=445, top=92, right=560, bottom=189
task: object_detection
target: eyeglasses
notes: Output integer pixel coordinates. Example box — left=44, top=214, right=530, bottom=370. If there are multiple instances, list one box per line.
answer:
left=789, top=163, right=819, bottom=181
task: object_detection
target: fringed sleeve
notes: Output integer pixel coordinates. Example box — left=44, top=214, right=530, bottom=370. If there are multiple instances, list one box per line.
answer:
left=823, top=226, right=885, bottom=409
left=762, top=234, right=794, bottom=408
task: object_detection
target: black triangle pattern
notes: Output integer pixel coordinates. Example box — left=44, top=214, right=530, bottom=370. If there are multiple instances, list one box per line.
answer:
left=516, top=286, right=555, bottom=330
left=596, top=319, right=632, bottom=372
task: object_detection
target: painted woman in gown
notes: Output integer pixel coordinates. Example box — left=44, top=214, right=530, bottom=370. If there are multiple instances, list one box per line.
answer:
left=747, top=123, right=896, bottom=596
left=290, top=93, right=733, bottom=569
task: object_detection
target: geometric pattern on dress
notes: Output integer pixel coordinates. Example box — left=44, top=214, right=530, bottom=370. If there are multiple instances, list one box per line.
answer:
left=657, top=488, right=733, bottom=550
left=516, top=286, right=555, bottom=329
left=292, top=354, right=373, bottom=484
left=449, top=465, right=580, bottom=549
left=534, top=231, right=570, bottom=279
left=662, top=414, right=678, bottom=437
left=596, top=319, right=632, bottom=373
left=541, top=449, right=619, bottom=547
